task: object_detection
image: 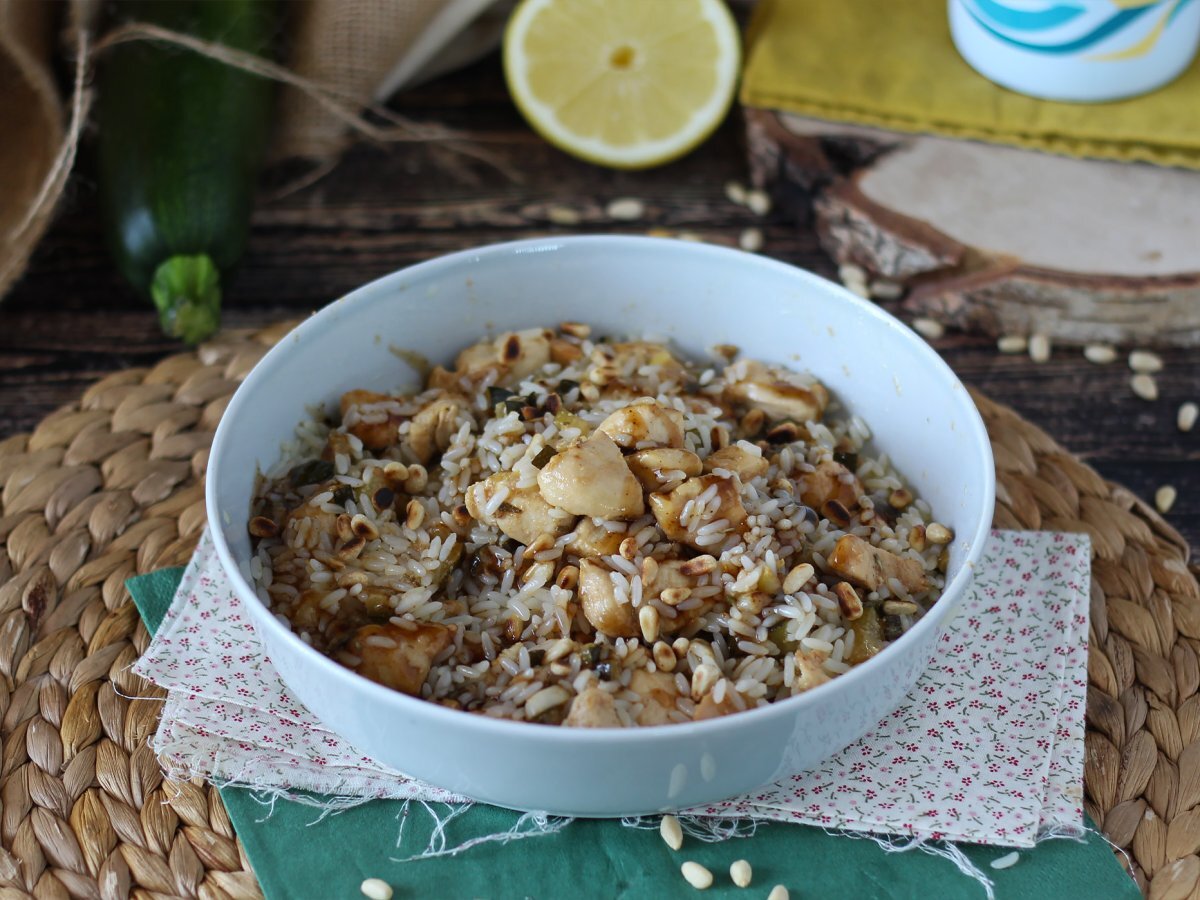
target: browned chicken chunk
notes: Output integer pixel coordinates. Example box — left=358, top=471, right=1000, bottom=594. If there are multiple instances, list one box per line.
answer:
left=346, top=621, right=454, bottom=695
left=827, top=534, right=930, bottom=594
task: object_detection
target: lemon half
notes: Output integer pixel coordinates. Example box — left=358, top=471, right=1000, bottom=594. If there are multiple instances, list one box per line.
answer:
left=503, top=0, right=741, bottom=170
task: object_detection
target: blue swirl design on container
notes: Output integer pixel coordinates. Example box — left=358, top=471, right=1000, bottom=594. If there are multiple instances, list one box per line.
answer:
left=960, top=0, right=1194, bottom=56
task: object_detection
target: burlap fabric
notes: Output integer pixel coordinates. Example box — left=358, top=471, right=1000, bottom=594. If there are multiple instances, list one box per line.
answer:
left=0, top=0, right=66, bottom=302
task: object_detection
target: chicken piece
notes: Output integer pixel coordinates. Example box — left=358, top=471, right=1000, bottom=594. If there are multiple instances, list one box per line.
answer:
left=796, top=459, right=863, bottom=511
left=339, top=389, right=404, bottom=451
left=704, top=443, right=769, bottom=482
left=625, top=447, right=702, bottom=492
left=694, top=684, right=745, bottom=720
left=588, top=341, right=689, bottom=389
left=288, top=589, right=325, bottom=631
left=537, top=432, right=644, bottom=519
left=792, top=648, right=832, bottom=695
left=827, top=533, right=930, bottom=594
left=455, top=328, right=553, bottom=385
left=648, top=474, right=746, bottom=550
left=725, top=360, right=829, bottom=423
left=629, top=668, right=679, bottom=725
left=565, top=686, right=623, bottom=728
left=565, top=517, right=625, bottom=558
left=465, top=471, right=577, bottom=546
left=346, top=621, right=453, bottom=695
left=405, top=398, right=462, bottom=465
left=596, top=401, right=686, bottom=451
left=578, top=558, right=638, bottom=638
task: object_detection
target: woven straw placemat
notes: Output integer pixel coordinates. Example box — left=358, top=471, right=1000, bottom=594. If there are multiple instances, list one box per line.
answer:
left=0, top=323, right=1194, bottom=898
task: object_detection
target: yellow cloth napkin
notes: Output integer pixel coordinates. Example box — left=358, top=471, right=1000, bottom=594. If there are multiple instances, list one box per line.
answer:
left=741, top=0, right=1200, bottom=168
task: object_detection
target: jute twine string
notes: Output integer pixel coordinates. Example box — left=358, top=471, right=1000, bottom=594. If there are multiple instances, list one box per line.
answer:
left=0, top=323, right=1194, bottom=897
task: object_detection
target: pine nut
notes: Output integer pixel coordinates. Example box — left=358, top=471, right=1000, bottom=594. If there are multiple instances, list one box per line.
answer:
left=745, top=189, right=771, bottom=215
left=639, top=605, right=660, bottom=644
left=1083, top=344, right=1117, bottom=365
left=1028, top=333, right=1051, bottom=363
left=738, top=227, right=764, bottom=252
left=724, top=181, right=747, bottom=205
left=681, top=861, right=713, bottom=889
left=869, top=280, right=904, bottom=300
left=653, top=641, right=676, bottom=672
left=606, top=197, right=645, bottom=220
left=834, top=582, right=863, bottom=620
left=730, top=859, right=753, bottom=887
left=350, top=513, right=379, bottom=541
left=661, top=587, right=692, bottom=606
left=768, top=886, right=789, bottom=900
left=404, top=498, right=425, bottom=530
left=912, top=318, right=944, bottom=340
left=1129, top=349, right=1163, bottom=373
left=546, top=205, right=581, bottom=226
left=1131, top=373, right=1158, bottom=401
left=838, top=262, right=867, bottom=288
left=360, top=878, right=393, bottom=900
left=661, top=814, right=684, bottom=850
left=925, top=522, right=954, bottom=544
left=997, top=335, right=1027, bottom=354
left=680, top=555, right=717, bottom=576
left=1178, top=402, right=1197, bottom=432
left=1156, top=485, right=1177, bottom=515
left=782, top=563, right=815, bottom=595
left=559, top=321, right=591, bottom=339
left=691, top=663, right=720, bottom=700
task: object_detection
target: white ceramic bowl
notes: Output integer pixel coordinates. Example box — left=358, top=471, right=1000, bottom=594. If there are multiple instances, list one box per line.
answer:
left=207, top=236, right=995, bottom=817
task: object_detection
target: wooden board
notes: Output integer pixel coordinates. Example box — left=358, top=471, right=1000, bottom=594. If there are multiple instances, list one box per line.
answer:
left=746, top=108, right=1200, bottom=347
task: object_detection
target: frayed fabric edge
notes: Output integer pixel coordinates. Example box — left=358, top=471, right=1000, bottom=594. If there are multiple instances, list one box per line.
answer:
left=391, top=803, right=572, bottom=862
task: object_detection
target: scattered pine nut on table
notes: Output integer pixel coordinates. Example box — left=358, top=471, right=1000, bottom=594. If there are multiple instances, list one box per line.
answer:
left=660, top=814, right=683, bottom=850
left=360, top=878, right=393, bottom=900
left=730, top=858, right=753, bottom=887
left=681, top=860, right=714, bottom=889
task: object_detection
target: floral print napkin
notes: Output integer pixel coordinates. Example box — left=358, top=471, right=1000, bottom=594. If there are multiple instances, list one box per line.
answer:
left=133, top=528, right=1089, bottom=847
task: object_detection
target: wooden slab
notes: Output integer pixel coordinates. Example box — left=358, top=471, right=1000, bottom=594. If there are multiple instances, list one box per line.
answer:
left=746, top=108, right=1200, bottom=347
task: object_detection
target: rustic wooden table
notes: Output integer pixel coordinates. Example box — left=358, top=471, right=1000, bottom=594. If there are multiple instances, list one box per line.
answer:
left=2, top=56, right=1196, bottom=551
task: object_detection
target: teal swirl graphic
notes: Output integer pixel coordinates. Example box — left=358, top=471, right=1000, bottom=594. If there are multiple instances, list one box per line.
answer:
left=960, top=0, right=1194, bottom=55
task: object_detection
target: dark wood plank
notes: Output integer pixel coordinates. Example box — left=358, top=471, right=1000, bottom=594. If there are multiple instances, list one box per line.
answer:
left=1, top=55, right=1196, bottom=551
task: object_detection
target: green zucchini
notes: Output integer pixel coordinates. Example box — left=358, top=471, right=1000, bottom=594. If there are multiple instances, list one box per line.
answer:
left=96, top=0, right=277, bottom=344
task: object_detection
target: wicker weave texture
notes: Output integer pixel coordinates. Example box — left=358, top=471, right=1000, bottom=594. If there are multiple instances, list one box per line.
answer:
left=0, top=324, right=1194, bottom=898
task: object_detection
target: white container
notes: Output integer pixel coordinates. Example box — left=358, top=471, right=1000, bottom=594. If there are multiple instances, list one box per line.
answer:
left=950, top=0, right=1200, bottom=102
left=206, top=236, right=995, bottom=817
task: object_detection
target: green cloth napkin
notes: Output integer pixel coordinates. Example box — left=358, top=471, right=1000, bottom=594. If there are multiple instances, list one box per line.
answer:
left=129, top=568, right=1139, bottom=900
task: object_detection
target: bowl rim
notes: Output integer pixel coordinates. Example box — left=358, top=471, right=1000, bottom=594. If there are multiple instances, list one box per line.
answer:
left=206, top=234, right=996, bottom=747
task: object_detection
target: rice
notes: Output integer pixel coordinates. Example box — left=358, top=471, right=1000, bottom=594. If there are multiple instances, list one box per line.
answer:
left=248, top=324, right=947, bottom=727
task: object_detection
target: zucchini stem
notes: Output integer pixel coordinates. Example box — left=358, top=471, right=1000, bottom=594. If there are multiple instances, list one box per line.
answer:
left=151, top=254, right=222, bottom=344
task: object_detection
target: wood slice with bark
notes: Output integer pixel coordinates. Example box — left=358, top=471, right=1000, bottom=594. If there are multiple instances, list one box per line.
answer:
left=746, top=108, right=1200, bottom=347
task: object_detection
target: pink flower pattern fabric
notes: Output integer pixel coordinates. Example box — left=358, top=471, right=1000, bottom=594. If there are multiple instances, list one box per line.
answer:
left=134, top=529, right=1089, bottom=846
